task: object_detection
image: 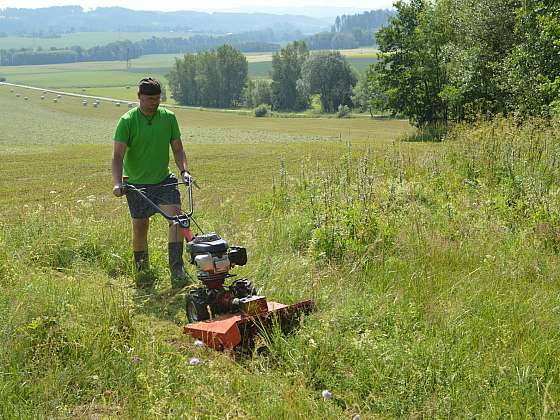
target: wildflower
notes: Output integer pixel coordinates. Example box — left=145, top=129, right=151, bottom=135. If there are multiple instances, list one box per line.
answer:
left=321, top=390, right=332, bottom=400
left=189, top=357, right=200, bottom=366
left=101, top=196, right=108, bottom=203
left=194, top=339, right=204, bottom=348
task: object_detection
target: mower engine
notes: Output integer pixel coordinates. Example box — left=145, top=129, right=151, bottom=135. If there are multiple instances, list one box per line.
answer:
left=185, top=233, right=257, bottom=322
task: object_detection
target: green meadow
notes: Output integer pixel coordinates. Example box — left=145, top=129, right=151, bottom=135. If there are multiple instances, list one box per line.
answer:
left=2, top=82, right=560, bottom=418
left=0, top=31, right=197, bottom=50
left=0, top=49, right=377, bottom=99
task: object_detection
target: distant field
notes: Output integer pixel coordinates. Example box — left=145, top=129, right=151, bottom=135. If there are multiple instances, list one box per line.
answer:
left=0, top=48, right=377, bottom=96
left=0, top=31, right=198, bottom=50
left=0, top=84, right=409, bottom=151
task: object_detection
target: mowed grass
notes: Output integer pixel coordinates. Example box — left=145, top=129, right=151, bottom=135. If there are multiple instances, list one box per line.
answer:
left=0, top=83, right=410, bottom=209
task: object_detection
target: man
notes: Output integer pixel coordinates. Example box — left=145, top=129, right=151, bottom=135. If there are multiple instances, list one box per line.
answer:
left=112, top=77, right=191, bottom=289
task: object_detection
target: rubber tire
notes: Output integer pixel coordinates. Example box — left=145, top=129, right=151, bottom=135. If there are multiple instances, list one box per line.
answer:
left=186, top=288, right=210, bottom=322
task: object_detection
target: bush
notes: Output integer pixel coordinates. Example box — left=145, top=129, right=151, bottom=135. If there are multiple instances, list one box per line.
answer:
left=401, top=122, right=448, bottom=142
left=254, top=104, right=270, bottom=117
left=337, top=104, right=351, bottom=118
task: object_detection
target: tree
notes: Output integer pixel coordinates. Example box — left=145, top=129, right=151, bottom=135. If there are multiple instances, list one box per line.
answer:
left=216, top=44, right=248, bottom=108
left=271, top=41, right=310, bottom=111
left=243, top=79, right=273, bottom=108
left=301, top=51, right=358, bottom=113
left=167, top=54, right=198, bottom=105
left=503, top=1, right=560, bottom=116
left=441, top=0, right=519, bottom=120
left=353, top=64, right=387, bottom=117
left=375, top=0, right=450, bottom=127
left=167, top=45, right=247, bottom=108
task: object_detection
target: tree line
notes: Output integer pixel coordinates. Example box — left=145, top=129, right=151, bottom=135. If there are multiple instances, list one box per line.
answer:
left=367, top=0, right=560, bottom=128
left=168, top=40, right=358, bottom=113
left=332, top=10, right=395, bottom=33
left=0, top=29, right=292, bottom=66
left=304, top=9, right=394, bottom=51
left=0, top=10, right=395, bottom=66
left=304, top=30, right=376, bottom=50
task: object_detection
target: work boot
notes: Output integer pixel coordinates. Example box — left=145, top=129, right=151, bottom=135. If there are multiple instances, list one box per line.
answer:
left=169, top=241, right=188, bottom=289
left=134, top=250, right=153, bottom=289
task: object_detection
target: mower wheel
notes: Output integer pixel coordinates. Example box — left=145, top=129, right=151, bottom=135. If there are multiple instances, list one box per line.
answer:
left=186, top=288, right=210, bottom=322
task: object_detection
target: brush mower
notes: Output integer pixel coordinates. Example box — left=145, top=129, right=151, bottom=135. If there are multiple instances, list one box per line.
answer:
left=123, top=176, right=314, bottom=351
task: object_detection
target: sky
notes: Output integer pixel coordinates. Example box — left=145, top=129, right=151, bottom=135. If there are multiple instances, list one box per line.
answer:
left=0, top=0, right=395, bottom=13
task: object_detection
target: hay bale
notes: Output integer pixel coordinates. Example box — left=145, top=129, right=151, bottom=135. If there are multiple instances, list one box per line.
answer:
left=56, top=94, right=61, bottom=99
left=82, top=101, right=87, bottom=106
left=15, top=93, right=20, bottom=97
left=24, top=96, right=28, bottom=100
left=93, top=103, right=98, bottom=108
left=10, top=89, right=14, bottom=93
left=40, top=96, right=45, bottom=100
left=53, top=98, right=58, bottom=103
left=81, top=88, right=86, bottom=92
left=115, top=102, right=121, bottom=107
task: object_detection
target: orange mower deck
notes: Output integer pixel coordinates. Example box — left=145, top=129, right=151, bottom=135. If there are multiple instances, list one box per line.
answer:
left=184, top=299, right=314, bottom=351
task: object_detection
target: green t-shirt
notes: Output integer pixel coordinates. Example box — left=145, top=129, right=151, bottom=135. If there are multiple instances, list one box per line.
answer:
left=113, top=106, right=181, bottom=184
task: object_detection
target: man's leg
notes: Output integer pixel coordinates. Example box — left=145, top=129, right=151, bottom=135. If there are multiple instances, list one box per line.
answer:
left=160, top=204, right=188, bottom=288
left=132, top=217, right=151, bottom=287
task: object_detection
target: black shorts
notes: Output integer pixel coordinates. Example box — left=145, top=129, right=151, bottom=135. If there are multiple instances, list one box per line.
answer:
left=125, top=174, right=181, bottom=219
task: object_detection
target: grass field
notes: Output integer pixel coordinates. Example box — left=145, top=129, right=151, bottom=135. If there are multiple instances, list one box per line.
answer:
left=3, top=81, right=559, bottom=417
left=0, top=31, right=198, bottom=50
left=0, top=48, right=377, bottom=97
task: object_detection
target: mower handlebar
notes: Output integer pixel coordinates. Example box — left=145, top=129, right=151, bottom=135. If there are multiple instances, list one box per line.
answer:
left=121, top=176, right=194, bottom=226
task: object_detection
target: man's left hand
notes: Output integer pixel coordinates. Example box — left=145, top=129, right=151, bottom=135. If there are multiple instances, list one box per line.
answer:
left=181, top=171, right=192, bottom=185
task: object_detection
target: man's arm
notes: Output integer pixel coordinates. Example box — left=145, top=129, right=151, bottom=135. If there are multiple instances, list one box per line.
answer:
left=112, top=141, right=127, bottom=197
left=171, top=138, right=189, bottom=175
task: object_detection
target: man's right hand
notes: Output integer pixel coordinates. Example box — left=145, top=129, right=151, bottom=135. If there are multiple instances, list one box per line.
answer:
left=113, top=184, right=124, bottom=197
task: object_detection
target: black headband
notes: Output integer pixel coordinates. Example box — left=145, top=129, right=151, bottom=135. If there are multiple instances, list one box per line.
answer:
left=138, top=77, right=161, bottom=95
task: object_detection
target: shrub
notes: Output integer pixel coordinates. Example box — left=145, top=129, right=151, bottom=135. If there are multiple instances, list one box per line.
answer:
left=337, top=104, right=351, bottom=118
left=401, top=122, right=448, bottom=142
left=254, top=104, right=270, bottom=117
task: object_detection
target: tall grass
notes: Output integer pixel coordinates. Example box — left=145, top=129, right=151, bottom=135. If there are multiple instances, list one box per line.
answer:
left=248, top=117, right=560, bottom=416
left=2, top=116, right=560, bottom=417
